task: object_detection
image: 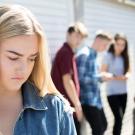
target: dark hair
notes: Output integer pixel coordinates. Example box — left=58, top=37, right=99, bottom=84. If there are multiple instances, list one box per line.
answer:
left=108, top=33, right=129, bottom=74
left=67, top=26, right=75, bottom=34
left=67, top=22, right=88, bottom=37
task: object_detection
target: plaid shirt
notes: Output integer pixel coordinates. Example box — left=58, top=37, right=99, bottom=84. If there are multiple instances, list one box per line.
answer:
left=76, top=46, right=102, bottom=109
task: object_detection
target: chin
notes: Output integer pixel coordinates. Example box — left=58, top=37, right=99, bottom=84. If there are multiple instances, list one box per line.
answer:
left=8, top=82, right=23, bottom=91
left=11, top=85, right=22, bottom=91
left=99, top=49, right=103, bottom=52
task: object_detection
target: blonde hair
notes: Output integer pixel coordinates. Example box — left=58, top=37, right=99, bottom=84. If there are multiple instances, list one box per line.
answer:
left=68, top=22, right=88, bottom=37
left=95, top=30, right=112, bottom=41
left=0, top=4, right=60, bottom=97
left=74, top=22, right=88, bottom=37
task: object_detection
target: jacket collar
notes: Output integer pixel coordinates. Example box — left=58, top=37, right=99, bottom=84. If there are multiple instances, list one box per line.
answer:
left=22, top=82, right=48, bottom=111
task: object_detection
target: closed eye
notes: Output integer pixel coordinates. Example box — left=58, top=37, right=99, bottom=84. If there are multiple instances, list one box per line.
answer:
left=8, top=57, right=19, bottom=61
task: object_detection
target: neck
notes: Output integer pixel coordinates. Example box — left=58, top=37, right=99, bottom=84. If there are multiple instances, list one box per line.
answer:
left=0, top=88, right=22, bottom=104
left=67, top=41, right=75, bottom=50
left=91, top=42, right=98, bottom=52
left=115, top=51, right=121, bottom=56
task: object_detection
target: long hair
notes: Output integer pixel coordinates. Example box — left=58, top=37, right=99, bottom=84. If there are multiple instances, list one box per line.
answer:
left=0, top=5, right=61, bottom=97
left=108, top=33, right=130, bottom=74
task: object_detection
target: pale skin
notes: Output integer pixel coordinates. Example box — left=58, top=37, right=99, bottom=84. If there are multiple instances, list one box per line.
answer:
left=91, top=37, right=112, bottom=81
left=92, top=37, right=111, bottom=53
left=0, top=35, right=38, bottom=135
left=63, top=32, right=84, bottom=122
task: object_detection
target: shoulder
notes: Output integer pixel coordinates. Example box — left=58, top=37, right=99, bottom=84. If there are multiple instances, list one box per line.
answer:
left=76, top=46, right=90, bottom=57
left=42, top=94, right=76, bottom=135
left=76, top=46, right=94, bottom=64
left=104, top=52, right=113, bottom=59
left=55, top=48, right=72, bottom=63
left=106, top=52, right=112, bottom=57
left=58, top=44, right=72, bottom=56
left=43, top=94, right=73, bottom=115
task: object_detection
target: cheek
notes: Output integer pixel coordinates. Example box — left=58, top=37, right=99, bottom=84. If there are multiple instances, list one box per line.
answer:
left=102, top=44, right=106, bottom=49
left=0, top=59, right=11, bottom=82
left=77, top=38, right=82, bottom=45
left=121, top=46, right=125, bottom=51
left=71, top=35, right=78, bottom=44
left=27, top=63, right=35, bottom=76
left=30, top=64, right=35, bottom=73
left=101, top=45, right=106, bottom=50
left=114, top=45, right=119, bottom=51
left=71, top=37, right=77, bottom=44
left=0, top=56, right=11, bottom=72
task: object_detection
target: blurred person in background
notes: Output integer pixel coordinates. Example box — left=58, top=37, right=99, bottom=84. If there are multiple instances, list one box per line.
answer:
left=51, top=22, right=88, bottom=135
left=101, top=33, right=130, bottom=135
left=76, top=31, right=112, bottom=135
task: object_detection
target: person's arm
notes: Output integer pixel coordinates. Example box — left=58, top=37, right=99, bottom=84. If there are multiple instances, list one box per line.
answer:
left=77, top=54, right=103, bottom=85
left=59, top=51, right=83, bottom=121
left=101, top=54, right=130, bottom=81
left=113, top=72, right=130, bottom=81
left=62, top=74, right=82, bottom=121
left=100, top=63, right=115, bottom=81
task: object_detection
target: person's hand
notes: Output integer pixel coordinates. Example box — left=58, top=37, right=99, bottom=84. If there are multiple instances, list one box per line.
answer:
left=115, top=75, right=127, bottom=80
left=102, top=76, right=113, bottom=81
left=101, top=72, right=114, bottom=81
left=75, top=103, right=83, bottom=122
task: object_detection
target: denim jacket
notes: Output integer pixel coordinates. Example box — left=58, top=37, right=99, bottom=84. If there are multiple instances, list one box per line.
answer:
left=13, top=82, right=77, bottom=135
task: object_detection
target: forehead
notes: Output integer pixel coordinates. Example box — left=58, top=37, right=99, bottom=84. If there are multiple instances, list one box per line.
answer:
left=116, top=39, right=125, bottom=45
left=0, top=35, right=38, bottom=54
left=100, top=38, right=110, bottom=44
left=70, top=31, right=83, bottom=37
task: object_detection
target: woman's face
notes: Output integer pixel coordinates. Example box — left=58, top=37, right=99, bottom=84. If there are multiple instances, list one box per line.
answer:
left=0, top=35, right=38, bottom=92
left=114, top=39, right=126, bottom=55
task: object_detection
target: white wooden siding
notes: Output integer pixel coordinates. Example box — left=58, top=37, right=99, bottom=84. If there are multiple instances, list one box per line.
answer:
left=84, top=1, right=135, bottom=134
left=84, top=0, right=135, bottom=42
left=84, top=0, right=135, bottom=93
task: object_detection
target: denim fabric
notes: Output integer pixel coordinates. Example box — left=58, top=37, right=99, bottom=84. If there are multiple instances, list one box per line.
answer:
left=13, top=82, right=77, bottom=135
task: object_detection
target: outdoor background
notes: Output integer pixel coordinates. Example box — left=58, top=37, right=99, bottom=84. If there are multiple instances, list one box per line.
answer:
left=0, top=0, right=135, bottom=134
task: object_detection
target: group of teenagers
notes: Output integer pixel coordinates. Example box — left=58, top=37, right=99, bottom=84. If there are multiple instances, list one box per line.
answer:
left=51, top=21, right=130, bottom=135
left=0, top=4, right=130, bottom=135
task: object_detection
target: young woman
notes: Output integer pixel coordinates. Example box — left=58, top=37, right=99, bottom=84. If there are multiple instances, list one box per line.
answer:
left=0, top=4, right=76, bottom=135
left=101, top=33, right=130, bottom=135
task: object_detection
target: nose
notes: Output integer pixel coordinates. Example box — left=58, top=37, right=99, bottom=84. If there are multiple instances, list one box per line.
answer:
left=16, top=60, right=28, bottom=74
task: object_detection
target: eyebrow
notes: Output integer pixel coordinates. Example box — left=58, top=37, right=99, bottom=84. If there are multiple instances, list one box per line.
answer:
left=6, top=50, right=39, bottom=57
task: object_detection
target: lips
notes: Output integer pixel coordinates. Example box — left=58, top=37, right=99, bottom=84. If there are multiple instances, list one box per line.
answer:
left=12, top=77, right=24, bottom=80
